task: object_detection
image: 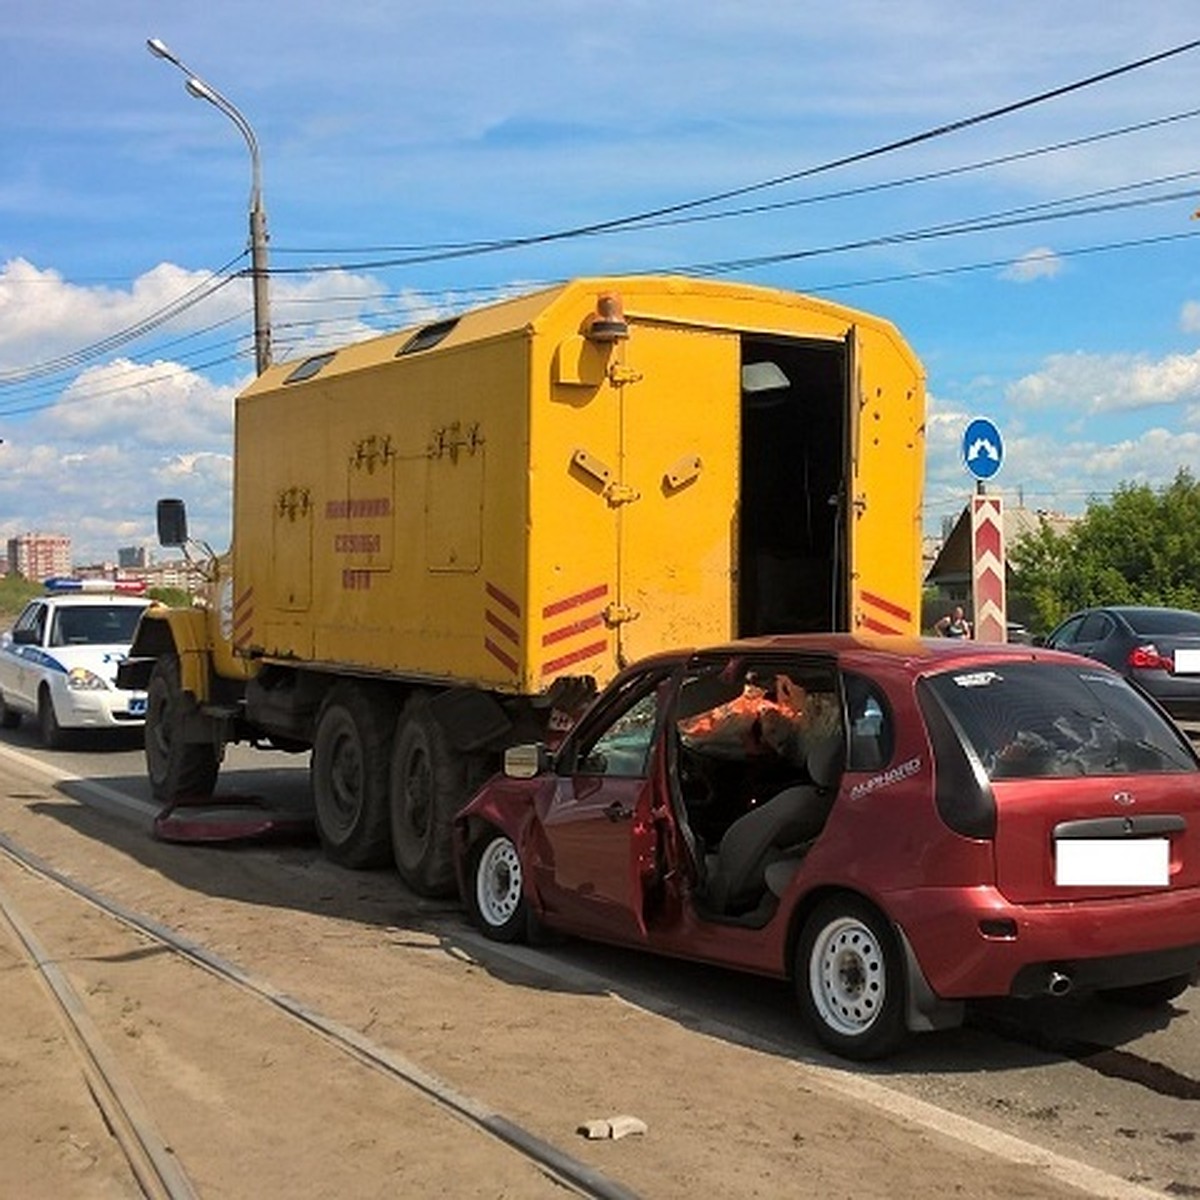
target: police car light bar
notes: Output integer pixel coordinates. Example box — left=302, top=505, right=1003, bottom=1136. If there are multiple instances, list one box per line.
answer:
left=44, top=577, right=148, bottom=595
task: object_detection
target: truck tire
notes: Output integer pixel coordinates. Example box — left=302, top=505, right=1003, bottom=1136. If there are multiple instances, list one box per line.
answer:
left=389, top=693, right=475, bottom=897
left=146, top=654, right=220, bottom=804
left=312, top=683, right=397, bottom=869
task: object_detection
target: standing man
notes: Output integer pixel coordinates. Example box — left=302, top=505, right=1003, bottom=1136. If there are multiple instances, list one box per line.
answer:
left=935, top=605, right=973, bottom=639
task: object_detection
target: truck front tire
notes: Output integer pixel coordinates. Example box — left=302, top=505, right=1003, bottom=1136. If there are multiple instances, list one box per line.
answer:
left=311, top=683, right=397, bottom=869
left=145, top=655, right=219, bottom=804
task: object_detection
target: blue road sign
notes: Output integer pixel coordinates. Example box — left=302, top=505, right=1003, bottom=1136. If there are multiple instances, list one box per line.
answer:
left=962, top=417, right=1003, bottom=480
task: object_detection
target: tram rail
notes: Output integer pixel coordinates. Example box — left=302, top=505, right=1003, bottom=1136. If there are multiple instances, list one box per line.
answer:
left=0, top=831, right=638, bottom=1200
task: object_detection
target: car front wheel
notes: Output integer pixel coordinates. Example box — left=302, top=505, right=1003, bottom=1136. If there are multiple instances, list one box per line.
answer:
left=37, top=688, right=69, bottom=750
left=467, top=830, right=529, bottom=943
left=796, top=895, right=908, bottom=1060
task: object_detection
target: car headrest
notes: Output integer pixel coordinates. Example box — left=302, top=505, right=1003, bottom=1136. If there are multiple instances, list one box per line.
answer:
left=807, top=734, right=845, bottom=789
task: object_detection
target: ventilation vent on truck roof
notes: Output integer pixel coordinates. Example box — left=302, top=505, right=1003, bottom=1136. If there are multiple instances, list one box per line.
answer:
left=283, top=352, right=336, bottom=384
left=397, top=317, right=459, bottom=356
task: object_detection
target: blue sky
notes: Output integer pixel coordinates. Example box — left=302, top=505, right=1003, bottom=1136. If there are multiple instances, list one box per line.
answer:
left=2, top=1, right=1200, bottom=561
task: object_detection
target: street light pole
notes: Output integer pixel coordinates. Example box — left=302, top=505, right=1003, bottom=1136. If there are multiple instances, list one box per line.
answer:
left=147, top=37, right=272, bottom=375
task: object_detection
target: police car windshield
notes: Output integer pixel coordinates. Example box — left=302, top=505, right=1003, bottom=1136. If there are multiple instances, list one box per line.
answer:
left=48, top=605, right=144, bottom=647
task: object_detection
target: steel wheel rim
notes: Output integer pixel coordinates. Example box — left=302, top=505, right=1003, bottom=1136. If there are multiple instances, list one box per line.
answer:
left=809, top=915, right=886, bottom=1037
left=476, top=837, right=522, bottom=928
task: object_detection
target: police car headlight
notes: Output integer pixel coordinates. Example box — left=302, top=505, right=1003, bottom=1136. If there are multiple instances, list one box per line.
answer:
left=67, top=667, right=109, bottom=691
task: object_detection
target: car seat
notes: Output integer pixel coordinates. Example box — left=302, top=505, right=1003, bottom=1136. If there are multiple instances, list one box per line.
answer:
left=704, top=734, right=843, bottom=914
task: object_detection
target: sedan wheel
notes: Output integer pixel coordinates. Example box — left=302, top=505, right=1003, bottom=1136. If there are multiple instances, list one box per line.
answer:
left=37, top=688, right=68, bottom=750
left=797, top=896, right=907, bottom=1060
left=468, top=831, right=529, bottom=943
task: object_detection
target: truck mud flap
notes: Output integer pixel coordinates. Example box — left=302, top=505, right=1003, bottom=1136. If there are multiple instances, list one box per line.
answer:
left=153, top=794, right=316, bottom=844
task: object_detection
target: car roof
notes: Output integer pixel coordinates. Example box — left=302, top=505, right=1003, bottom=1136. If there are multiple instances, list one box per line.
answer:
left=659, top=633, right=1089, bottom=678
left=1068, top=605, right=1198, bottom=618
left=37, top=594, right=152, bottom=608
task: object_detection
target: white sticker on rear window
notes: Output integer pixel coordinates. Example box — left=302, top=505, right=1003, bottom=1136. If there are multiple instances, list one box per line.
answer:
left=1078, top=672, right=1122, bottom=688
left=951, top=671, right=1002, bottom=688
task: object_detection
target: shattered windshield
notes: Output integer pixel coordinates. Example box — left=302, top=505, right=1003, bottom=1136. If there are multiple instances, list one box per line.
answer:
left=923, top=663, right=1197, bottom=779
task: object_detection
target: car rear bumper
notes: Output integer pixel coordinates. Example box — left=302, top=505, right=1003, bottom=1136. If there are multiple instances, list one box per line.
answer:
left=888, top=884, right=1200, bottom=999
left=1131, top=670, right=1200, bottom=723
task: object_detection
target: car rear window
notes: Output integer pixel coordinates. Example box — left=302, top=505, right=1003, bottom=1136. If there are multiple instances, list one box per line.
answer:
left=1124, top=608, right=1200, bottom=635
left=922, top=662, right=1197, bottom=779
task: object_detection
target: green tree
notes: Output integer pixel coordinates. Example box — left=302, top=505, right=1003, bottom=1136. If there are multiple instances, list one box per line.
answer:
left=0, top=574, right=41, bottom=623
left=148, top=586, right=193, bottom=609
left=1009, top=469, right=1200, bottom=630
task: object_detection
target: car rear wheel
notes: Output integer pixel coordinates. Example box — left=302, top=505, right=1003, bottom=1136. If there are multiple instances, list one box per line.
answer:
left=37, top=688, right=69, bottom=750
left=311, top=683, right=397, bottom=869
left=468, top=830, right=528, bottom=943
left=146, top=655, right=220, bottom=804
left=1100, top=974, right=1192, bottom=1008
left=796, top=895, right=908, bottom=1060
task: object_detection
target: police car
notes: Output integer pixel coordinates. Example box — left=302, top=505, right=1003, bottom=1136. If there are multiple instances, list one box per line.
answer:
left=0, top=580, right=152, bottom=747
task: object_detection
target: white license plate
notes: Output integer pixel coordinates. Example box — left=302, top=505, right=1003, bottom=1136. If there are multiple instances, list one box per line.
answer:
left=1173, top=648, right=1200, bottom=673
left=1055, top=838, right=1169, bottom=887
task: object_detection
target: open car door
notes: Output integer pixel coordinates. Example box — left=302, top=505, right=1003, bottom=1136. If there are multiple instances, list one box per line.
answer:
left=533, top=666, right=675, bottom=942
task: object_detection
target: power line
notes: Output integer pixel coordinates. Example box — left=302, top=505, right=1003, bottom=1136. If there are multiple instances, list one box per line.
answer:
left=0, top=254, right=247, bottom=386
left=4, top=40, right=1199, bottom=391
left=266, top=40, right=1200, bottom=276
left=676, top=183, right=1200, bottom=277
left=272, top=105, right=1200, bottom=256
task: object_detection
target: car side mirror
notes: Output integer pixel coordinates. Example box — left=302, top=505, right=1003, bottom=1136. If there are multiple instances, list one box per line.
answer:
left=504, top=743, right=552, bottom=779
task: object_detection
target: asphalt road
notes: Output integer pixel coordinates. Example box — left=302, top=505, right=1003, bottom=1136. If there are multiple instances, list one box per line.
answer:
left=2, top=724, right=1198, bottom=1197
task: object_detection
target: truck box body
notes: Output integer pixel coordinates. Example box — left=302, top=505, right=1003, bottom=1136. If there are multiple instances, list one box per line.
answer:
left=125, top=274, right=926, bottom=896
left=233, top=275, right=925, bottom=697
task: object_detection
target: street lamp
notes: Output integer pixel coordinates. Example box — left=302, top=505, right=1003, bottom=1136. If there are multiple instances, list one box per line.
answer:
left=147, top=37, right=272, bottom=375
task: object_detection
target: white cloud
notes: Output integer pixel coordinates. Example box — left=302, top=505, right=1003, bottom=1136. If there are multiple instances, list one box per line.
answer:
left=0, top=260, right=410, bottom=561
left=47, top=359, right=238, bottom=447
left=0, top=258, right=249, bottom=374
left=1007, top=349, right=1200, bottom=414
left=1000, top=248, right=1062, bottom=283
left=1182, top=300, right=1200, bottom=334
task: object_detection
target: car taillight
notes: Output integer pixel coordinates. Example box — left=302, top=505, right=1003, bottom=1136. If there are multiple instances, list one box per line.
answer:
left=1128, top=644, right=1173, bottom=671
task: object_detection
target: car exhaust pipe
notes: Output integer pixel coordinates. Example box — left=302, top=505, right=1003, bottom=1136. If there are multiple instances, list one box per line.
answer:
left=1046, top=970, right=1073, bottom=997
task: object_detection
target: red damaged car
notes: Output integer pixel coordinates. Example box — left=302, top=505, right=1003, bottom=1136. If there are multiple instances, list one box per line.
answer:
left=454, top=636, right=1200, bottom=1059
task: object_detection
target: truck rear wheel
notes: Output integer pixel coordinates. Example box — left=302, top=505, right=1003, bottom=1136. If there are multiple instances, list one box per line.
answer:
left=146, top=655, right=219, bottom=804
left=312, top=683, right=397, bottom=869
left=389, top=693, right=473, bottom=898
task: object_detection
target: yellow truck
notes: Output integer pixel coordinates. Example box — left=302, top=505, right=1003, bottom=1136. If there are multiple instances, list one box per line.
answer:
left=122, top=275, right=926, bottom=895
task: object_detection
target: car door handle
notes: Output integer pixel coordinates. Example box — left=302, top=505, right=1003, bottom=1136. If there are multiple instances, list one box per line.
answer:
left=603, top=801, right=633, bottom=822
